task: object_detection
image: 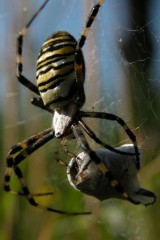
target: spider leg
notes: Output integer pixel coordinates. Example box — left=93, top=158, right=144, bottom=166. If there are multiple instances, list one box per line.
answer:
left=61, top=139, right=91, bottom=168
left=31, top=97, right=52, bottom=113
left=74, top=0, right=105, bottom=108
left=4, top=128, right=90, bottom=215
left=76, top=0, right=104, bottom=51
left=4, top=128, right=53, bottom=195
left=61, top=138, right=77, bottom=159
left=16, top=0, right=49, bottom=95
left=71, top=123, right=140, bottom=204
left=80, top=111, right=140, bottom=169
left=79, top=119, right=135, bottom=156
left=13, top=165, right=90, bottom=215
left=5, top=128, right=54, bottom=198
left=61, top=138, right=93, bottom=169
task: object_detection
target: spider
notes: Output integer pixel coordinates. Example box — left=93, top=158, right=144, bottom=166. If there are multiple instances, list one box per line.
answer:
left=4, top=0, right=140, bottom=215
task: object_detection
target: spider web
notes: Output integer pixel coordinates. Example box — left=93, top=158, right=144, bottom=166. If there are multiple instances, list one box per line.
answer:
left=1, top=0, right=160, bottom=239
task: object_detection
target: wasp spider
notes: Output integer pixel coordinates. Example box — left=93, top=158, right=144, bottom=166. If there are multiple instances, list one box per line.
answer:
left=4, top=0, right=140, bottom=215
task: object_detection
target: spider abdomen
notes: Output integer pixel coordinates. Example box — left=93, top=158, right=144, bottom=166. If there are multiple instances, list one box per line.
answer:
left=36, top=31, right=85, bottom=109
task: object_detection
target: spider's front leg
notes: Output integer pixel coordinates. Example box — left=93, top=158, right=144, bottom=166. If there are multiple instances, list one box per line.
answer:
left=74, top=0, right=105, bottom=108
left=71, top=123, right=140, bottom=204
left=16, top=0, right=49, bottom=95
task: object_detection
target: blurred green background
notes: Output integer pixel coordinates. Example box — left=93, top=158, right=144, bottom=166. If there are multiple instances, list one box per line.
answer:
left=0, top=0, right=159, bottom=240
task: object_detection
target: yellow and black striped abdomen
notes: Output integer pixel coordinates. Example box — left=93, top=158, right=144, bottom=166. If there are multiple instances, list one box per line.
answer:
left=36, top=31, right=85, bottom=109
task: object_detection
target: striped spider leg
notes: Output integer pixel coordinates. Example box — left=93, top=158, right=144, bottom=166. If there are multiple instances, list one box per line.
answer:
left=4, top=128, right=53, bottom=196
left=79, top=111, right=140, bottom=169
left=16, top=0, right=49, bottom=96
left=74, top=0, right=105, bottom=108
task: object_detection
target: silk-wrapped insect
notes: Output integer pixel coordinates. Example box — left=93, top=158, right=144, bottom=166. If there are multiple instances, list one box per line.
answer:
left=67, top=144, right=156, bottom=206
